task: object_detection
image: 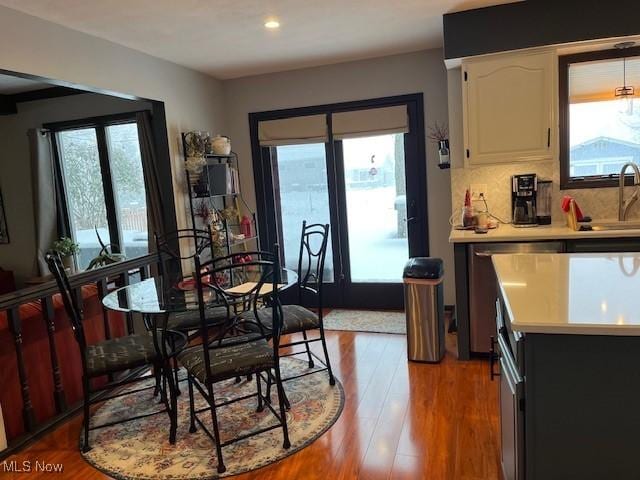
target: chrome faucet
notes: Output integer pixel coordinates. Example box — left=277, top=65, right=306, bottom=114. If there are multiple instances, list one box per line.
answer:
left=618, top=162, right=640, bottom=221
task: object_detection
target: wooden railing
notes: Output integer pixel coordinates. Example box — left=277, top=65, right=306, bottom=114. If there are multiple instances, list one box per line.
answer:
left=0, top=253, right=158, bottom=458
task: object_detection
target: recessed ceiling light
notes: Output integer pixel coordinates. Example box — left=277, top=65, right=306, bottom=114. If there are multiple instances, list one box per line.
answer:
left=264, top=19, right=280, bottom=29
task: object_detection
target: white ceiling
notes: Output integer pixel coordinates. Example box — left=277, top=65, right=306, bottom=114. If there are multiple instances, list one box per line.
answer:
left=0, top=0, right=518, bottom=79
left=0, top=73, right=52, bottom=94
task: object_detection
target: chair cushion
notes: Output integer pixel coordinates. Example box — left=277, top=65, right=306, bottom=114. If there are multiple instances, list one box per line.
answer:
left=86, top=334, right=159, bottom=377
left=178, top=340, right=274, bottom=384
left=241, top=305, right=320, bottom=335
left=166, top=306, right=228, bottom=330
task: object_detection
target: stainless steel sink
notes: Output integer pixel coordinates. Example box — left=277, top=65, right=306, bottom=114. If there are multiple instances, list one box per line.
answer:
left=590, top=221, right=640, bottom=231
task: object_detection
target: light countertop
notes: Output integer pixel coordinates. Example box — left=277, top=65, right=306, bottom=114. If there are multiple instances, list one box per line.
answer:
left=493, top=253, right=640, bottom=336
left=449, top=222, right=640, bottom=243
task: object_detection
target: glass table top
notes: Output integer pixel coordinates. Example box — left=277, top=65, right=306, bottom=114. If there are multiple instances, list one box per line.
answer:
left=102, top=268, right=298, bottom=315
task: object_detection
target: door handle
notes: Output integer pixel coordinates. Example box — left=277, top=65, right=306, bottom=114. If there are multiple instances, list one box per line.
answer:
left=489, top=336, right=501, bottom=381
left=406, top=216, right=416, bottom=223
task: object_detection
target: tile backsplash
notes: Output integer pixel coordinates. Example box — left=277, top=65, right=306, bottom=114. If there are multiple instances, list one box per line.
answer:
left=450, top=160, right=640, bottom=225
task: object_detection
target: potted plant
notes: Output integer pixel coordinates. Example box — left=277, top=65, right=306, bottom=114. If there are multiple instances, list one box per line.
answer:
left=51, top=236, right=79, bottom=273
left=87, top=228, right=126, bottom=270
left=184, top=131, right=207, bottom=183
left=427, top=121, right=450, bottom=169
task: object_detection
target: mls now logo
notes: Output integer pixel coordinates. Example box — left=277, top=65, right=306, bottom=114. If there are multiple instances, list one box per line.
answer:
left=2, top=459, right=64, bottom=473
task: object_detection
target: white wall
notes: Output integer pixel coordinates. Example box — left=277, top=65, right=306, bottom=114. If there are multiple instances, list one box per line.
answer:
left=0, top=5, right=226, bottom=240
left=222, top=49, right=455, bottom=304
left=0, top=93, right=150, bottom=284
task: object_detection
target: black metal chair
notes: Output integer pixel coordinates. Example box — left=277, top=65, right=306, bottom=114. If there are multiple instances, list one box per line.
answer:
left=240, top=221, right=335, bottom=388
left=154, top=228, right=229, bottom=392
left=179, top=245, right=290, bottom=474
left=45, top=252, right=187, bottom=452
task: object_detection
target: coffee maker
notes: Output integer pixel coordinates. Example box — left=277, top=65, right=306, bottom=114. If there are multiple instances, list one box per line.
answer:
left=511, top=174, right=538, bottom=227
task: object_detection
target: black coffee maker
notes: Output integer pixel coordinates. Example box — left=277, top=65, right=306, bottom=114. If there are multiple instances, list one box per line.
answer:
left=511, top=174, right=538, bottom=227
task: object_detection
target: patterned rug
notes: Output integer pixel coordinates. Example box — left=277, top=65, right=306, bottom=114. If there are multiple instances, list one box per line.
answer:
left=323, top=309, right=406, bottom=335
left=82, top=357, right=344, bottom=479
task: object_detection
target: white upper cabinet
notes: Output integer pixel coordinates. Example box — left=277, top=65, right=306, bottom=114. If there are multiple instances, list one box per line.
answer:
left=463, top=51, right=555, bottom=165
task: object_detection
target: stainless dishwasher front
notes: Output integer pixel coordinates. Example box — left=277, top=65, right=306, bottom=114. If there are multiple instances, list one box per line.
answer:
left=468, top=242, right=563, bottom=354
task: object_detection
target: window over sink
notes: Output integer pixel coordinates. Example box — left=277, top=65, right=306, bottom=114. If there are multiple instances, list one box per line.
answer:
left=560, top=46, right=640, bottom=189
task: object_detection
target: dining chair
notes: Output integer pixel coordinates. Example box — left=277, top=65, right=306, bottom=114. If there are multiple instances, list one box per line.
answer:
left=240, top=221, right=335, bottom=388
left=45, top=252, right=187, bottom=452
left=179, top=245, right=290, bottom=474
left=154, top=227, right=228, bottom=392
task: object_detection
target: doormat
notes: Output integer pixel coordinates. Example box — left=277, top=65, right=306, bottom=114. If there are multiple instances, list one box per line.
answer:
left=323, top=309, right=406, bottom=335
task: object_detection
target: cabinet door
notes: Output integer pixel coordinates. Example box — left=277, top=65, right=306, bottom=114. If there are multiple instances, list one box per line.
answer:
left=464, top=52, right=554, bottom=165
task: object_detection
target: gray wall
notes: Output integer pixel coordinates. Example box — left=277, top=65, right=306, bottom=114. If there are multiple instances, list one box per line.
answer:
left=0, top=93, right=150, bottom=285
left=222, top=49, right=455, bottom=304
left=0, top=5, right=226, bottom=235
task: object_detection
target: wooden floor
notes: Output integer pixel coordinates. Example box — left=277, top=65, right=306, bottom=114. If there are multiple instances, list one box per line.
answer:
left=4, top=330, right=500, bottom=479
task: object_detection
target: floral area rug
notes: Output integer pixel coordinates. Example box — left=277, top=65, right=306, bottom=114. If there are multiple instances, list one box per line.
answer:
left=323, top=309, right=406, bottom=335
left=82, top=357, right=344, bottom=479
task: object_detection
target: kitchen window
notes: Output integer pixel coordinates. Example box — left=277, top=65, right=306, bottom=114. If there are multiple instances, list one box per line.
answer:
left=560, top=47, right=640, bottom=189
left=48, top=113, right=149, bottom=269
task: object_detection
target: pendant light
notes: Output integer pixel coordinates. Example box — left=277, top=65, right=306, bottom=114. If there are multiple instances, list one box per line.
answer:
left=615, top=42, right=636, bottom=115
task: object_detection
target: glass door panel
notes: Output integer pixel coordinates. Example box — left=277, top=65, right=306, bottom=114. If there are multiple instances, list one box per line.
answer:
left=106, top=122, right=149, bottom=257
left=341, top=133, right=408, bottom=283
left=272, top=143, right=334, bottom=282
left=57, top=128, right=110, bottom=269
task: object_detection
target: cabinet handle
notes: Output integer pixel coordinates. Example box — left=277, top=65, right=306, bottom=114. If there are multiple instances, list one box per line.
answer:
left=490, top=336, right=501, bottom=381
left=547, top=127, right=551, bottom=148
left=474, top=251, right=493, bottom=258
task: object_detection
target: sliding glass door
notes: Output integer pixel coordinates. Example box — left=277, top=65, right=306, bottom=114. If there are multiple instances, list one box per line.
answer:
left=271, top=143, right=335, bottom=281
left=252, top=94, right=428, bottom=309
left=335, top=133, right=411, bottom=306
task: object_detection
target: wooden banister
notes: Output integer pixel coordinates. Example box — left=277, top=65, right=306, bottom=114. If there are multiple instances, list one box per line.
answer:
left=0, top=252, right=158, bottom=457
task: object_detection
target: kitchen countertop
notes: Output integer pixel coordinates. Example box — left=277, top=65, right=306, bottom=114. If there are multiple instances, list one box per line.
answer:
left=449, top=222, right=640, bottom=243
left=493, top=252, right=640, bottom=335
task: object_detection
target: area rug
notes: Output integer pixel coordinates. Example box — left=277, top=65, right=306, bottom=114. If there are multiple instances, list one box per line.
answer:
left=323, top=309, right=406, bottom=335
left=82, top=357, right=344, bottom=479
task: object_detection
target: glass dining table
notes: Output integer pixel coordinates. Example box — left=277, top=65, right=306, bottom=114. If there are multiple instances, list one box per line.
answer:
left=102, top=268, right=298, bottom=317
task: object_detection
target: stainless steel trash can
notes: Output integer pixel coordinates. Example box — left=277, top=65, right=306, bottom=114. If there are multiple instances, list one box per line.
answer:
left=403, top=257, right=445, bottom=363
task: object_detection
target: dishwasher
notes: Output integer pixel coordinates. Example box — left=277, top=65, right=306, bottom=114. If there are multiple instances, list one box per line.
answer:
left=468, top=241, right=564, bottom=354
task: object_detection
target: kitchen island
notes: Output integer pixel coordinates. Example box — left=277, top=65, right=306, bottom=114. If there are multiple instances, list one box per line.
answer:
left=449, top=223, right=640, bottom=359
left=492, top=252, right=640, bottom=480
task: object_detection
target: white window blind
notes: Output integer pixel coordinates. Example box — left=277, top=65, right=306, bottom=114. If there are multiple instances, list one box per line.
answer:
left=569, top=57, right=640, bottom=103
left=258, top=114, right=328, bottom=146
left=332, top=105, right=409, bottom=140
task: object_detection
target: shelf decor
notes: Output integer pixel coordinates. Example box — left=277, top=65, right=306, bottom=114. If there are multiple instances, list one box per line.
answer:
left=427, top=121, right=450, bottom=169
left=181, top=132, right=260, bottom=261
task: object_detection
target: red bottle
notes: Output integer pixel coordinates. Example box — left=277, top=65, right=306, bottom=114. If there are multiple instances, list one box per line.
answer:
left=240, top=215, right=252, bottom=238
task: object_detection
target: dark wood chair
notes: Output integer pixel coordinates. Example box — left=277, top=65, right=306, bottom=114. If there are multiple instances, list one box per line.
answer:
left=241, top=221, right=335, bottom=389
left=179, top=245, right=290, bottom=474
left=46, top=252, right=187, bottom=452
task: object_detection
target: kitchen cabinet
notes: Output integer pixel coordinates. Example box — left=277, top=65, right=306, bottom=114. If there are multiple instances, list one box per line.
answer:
left=493, top=253, right=640, bottom=479
left=463, top=51, right=555, bottom=165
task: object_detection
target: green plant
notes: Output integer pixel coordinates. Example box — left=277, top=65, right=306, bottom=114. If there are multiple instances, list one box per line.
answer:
left=87, top=228, right=126, bottom=269
left=51, top=237, right=79, bottom=257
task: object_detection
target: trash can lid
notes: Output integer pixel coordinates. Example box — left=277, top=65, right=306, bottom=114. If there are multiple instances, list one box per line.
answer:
left=403, top=257, right=444, bottom=279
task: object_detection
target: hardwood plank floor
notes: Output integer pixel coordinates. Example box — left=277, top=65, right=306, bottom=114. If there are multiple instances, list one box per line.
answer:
left=3, top=330, right=500, bottom=479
